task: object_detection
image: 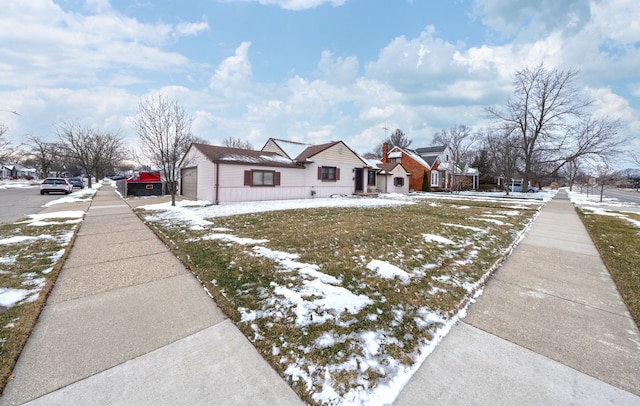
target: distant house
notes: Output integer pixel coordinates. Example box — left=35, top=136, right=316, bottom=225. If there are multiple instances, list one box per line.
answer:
left=1, top=164, right=37, bottom=179
left=179, top=138, right=380, bottom=204
left=382, top=143, right=478, bottom=192
left=383, top=144, right=431, bottom=192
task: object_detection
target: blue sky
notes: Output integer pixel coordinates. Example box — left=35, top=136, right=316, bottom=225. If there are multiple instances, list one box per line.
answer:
left=1, top=0, right=639, bottom=164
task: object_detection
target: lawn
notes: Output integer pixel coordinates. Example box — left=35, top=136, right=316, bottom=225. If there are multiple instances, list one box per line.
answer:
left=0, top=211, right=84, bottom=392
left=576, top=206, right=640, bottom=328
left=139, top=194, right=542, bottom=405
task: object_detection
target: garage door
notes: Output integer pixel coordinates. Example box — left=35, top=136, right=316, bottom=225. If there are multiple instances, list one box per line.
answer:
left=181, top=167, right=197, bottom=199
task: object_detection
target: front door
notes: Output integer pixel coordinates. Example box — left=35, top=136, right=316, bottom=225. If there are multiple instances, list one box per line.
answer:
left=355, top=168, right=363, bottom=192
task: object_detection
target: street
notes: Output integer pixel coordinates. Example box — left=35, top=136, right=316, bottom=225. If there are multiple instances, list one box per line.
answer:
left=0, top=186, right=64, bottom=224
left=604, top=188, right=640, bottom=204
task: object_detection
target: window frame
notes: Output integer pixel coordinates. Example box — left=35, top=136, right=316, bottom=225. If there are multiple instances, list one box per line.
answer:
left=394, top=177, right=404, bottom=187
left=431, top=171, right=440, bottom=187
left=367, top=170, right=376, bottom=186
left=244, top=169, right=280, bottom=187
left=318, top=166, right=340, bottom=182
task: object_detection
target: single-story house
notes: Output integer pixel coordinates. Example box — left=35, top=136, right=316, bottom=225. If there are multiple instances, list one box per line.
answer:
left=180, top=138, right=390, bottom=204
left=1, top=164, right=37, bottom=179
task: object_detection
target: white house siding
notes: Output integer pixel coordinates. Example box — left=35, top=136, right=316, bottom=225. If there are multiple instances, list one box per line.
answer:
left=302, top=161, right=360, bottom=197
left=313, top=143, right=365, bottom=165
left=261, top=139, right=285, bottom=156
left=389, top=166, right=410, bottom=194
left=217, top=164, right=308, bottom=203
left=180, top=148, right=217, bottom=202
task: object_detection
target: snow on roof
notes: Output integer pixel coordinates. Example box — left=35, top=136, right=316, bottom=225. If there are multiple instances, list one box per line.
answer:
left=191, top=143, right=300, bottom=168
left=270, top=139, right=312, bottom=160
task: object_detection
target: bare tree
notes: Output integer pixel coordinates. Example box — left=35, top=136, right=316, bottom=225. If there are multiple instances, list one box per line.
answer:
left=433, top=124, right=477, bottom=191
left=0, top=123, right=14, bottom=165
left=25, top=134, right=63, bottom=178
left=483, top=126, right=521, bottom=196
left=57, top=121, right=125, bottom=187
left=90, top=132, right=127, bottom=181
left=388, top=129, right=412, bottom=149
left=222, top=136, right=252, bottom=150
left=487, top=63, right=590, bottom=191
left=133, top=93, right=194, bottom=206
left=362, top=141, right=384, bottom=160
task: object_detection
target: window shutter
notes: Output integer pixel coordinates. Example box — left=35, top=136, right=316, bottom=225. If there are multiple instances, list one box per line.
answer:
left=275, top=171, right=281, bottom=186
left=318, top=167, right=322, bottom=180
left=244, top=170, right=251, bottom=186
left=336, top=168, right=340, bottom=180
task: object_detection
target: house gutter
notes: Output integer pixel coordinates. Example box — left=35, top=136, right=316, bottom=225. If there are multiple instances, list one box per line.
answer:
left=215, top=162, right=220, bottom=205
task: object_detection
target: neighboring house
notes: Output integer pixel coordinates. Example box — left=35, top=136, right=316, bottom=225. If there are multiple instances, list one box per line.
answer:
left=359, top=155, right=410, bottom=194
left=383, top=144, right=431, bottom=192
left=374, top=162, right=411, bottom=194
left=1, top=164, right=37, bottom=179
left=179, top=139, right=375, bottom=204
left=414, top=146, right=479, bottom=191
left=382, top=143, right=479, bottom=192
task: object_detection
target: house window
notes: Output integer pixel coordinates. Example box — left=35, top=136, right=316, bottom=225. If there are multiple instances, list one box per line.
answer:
left=394, top=177, right=404, bottom=187
left=431, top=171, right=439, bottom=187
left=318, top=166, right=340, bottom=182
left=244, top=170, right=280, bottom=186
left=368, top=171, right=376, bottom=186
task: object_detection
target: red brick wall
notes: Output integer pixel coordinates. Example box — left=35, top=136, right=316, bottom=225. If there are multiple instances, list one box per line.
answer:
left=385, top=148, right=428, bottom=192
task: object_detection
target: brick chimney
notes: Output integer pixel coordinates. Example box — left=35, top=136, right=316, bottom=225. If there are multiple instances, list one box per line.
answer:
left=382, top=142, right=389, bottom=163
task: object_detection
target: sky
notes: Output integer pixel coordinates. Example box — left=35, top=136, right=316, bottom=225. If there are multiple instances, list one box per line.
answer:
left=1, top=0, right=639, bottom=165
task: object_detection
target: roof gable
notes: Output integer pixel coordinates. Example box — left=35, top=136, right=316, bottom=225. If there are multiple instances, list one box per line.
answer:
left=262, top=138, right=311, bottom=160
left=414, top=145, right=448, bottom=167
left=388, top=146, right=431, bottom=169
left=295, top=141, right=368, bottom=166
left=377, top=162, right=408, bottom=174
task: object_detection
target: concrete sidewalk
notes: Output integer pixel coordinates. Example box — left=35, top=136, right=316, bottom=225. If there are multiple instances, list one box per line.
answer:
left=395, top=190, right=640, bottom=405
left=0, top=186, right=302, bottom=406
left=2, top=187, right=640, bottom=405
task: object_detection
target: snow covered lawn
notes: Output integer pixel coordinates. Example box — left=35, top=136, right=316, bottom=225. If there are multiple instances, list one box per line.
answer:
left=138, top=193, right=544, bottom=405
left=0, top=184, right=98, bottom=392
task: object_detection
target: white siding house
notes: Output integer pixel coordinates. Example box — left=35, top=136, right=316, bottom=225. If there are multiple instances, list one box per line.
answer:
left=179, top=139, right=374, bottom=204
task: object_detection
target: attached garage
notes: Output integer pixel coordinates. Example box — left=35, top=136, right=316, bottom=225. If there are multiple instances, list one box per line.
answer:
left=181, top=167, right=197, bottom=199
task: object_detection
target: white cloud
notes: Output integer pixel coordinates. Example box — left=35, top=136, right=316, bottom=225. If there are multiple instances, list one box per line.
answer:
left=0, top=1, right=202, bottom=88
left=209, top=42, right=255, bottom=99
left=175, top=19, right=210, bottom=37
left=591, top=0, right=640, bottom=44
left=220, top=0, right=346, bottom=11
left=316, top=51, right=359, bottom=85
left=472, top=0, right=591, bottom=39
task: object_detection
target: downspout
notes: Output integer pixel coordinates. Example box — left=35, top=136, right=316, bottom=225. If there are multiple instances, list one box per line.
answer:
left=215, top=162, right=220, bottom=205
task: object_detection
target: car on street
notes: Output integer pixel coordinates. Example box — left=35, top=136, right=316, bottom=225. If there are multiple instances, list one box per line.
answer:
left=40, top=177, right=73, bottom=195
left=68, top=177, right=86, bottom=189
left=505, top=182, right=539, bottom=193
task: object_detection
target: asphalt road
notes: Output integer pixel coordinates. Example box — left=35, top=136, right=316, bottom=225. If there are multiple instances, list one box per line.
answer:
left=0, top=186, right=66, bottom=224
left=604, top=188, right=640, bottom=204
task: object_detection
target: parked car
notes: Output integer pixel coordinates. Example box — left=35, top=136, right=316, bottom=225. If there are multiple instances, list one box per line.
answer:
left=68, top=177, right=86, bottom=189
left=40, top=177, right=73, bottom=195
left=505, top=183, right=539, bottom=193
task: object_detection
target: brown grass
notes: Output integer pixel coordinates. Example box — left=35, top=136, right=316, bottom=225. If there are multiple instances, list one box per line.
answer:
left=141, top=197, right=540, bottom=404
left=577, top=208, right=640, bottom=328
left=0, top=220, right=80, bottom=394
